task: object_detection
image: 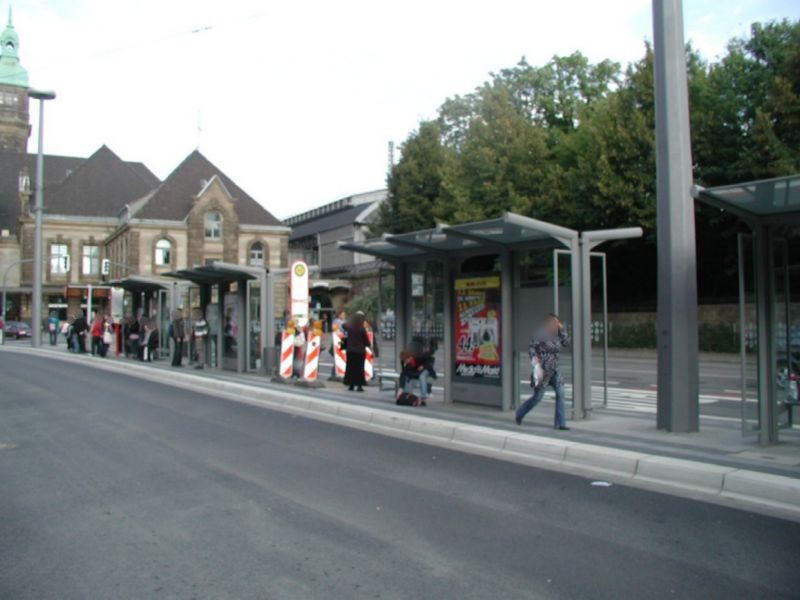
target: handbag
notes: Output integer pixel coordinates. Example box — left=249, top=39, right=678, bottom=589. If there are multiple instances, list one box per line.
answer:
left=103, top=331, right=113, bottom=344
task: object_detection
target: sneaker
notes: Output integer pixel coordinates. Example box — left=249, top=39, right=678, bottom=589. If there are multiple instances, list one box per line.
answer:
left=555, top=425, right=570, bottom=431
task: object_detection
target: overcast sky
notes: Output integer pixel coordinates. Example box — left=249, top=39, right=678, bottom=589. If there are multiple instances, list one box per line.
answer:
left=14, top=0, right=798, bottom=219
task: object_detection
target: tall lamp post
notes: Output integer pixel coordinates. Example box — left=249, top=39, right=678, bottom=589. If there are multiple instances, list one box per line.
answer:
left=29, top=88, right=56, bottom=348
left=653, top=0, right=699, bottom=432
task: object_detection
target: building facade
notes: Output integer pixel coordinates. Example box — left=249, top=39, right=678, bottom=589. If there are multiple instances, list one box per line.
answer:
left=0, top=13, right=288, bottom=324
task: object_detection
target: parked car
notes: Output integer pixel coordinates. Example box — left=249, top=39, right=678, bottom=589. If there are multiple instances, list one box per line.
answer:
left=5, top=321, right=32, bottom=339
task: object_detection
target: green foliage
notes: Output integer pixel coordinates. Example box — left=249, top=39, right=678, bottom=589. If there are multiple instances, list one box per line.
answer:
left=345, top=283, right=395, bottom=321
left=608, top=322, right=657, bottom=349
left=371, top=20, right=800, bottom=305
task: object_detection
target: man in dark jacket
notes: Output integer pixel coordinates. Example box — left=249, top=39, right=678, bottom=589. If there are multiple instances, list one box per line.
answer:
left=170, top=308, right=185, bottom=367
left=71, top=310, right=89, bottom=354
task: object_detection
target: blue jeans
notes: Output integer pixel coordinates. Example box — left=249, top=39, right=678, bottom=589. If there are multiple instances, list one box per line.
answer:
left=516, top=370, right=567, bottom=428
left=404, top=369, right=429, bottom=398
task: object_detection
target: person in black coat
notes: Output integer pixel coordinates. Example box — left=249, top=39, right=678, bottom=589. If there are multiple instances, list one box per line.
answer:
left=342, top=312, right=370, bottom=392
left=71, top=311, right=88, bottom=353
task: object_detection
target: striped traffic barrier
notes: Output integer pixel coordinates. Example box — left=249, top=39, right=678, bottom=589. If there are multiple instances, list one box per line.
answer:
left=303, top=330, right=321, bottom=381
left=364, top=328, right=374, bottom=381
left=279, top=329, right=294, bottom=379
left=333, top=330, right=346, bottom=379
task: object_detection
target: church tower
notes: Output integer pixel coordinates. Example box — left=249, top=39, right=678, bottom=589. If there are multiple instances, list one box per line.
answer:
left=0, top=7, right=29, bottom=152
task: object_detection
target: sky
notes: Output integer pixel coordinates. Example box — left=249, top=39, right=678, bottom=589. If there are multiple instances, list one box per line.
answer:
left=12, top=0, right=799, bottom=220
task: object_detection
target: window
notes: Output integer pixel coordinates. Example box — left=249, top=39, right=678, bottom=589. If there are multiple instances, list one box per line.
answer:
left=50, top=244, right=69, bottom=275
left=155, top=238, right=172, bottom=266
left=82, top=245, right=100, bottom=276
left=204, top=211, right=222, bottom=239
left=249, top=242, right=264, bottom=267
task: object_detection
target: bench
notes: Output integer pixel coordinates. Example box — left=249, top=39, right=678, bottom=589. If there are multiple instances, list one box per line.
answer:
left=378, top=370, right=400, bottom=392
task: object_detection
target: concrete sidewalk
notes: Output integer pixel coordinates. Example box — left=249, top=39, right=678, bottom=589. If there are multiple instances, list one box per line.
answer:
left=4, top=344, right=799, bottom=521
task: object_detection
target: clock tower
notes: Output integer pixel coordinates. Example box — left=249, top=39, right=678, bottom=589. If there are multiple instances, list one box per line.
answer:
left=0, top=7, right=29, bottom=152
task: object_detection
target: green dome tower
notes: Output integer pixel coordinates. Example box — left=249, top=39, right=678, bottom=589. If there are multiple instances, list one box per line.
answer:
left=0, top=7, right=30, bottom=152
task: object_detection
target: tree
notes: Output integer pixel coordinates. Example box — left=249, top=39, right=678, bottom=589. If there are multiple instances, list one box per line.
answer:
left=372, top=121, right=448, bottom=235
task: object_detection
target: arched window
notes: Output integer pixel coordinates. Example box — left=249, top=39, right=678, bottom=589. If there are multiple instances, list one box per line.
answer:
left=155, top=238, right=172, bottom=266
left=249, top=241, right=265, bottom=267
left=204, top=211, right=222, bottom=239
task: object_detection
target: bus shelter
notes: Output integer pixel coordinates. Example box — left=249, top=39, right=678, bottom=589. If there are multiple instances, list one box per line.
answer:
left=109, top=275, right=187, bottom=359
left=164, top=262, right=272, bottom=374
left=341, top=212, right=641, bottom=418
left=695, top=174, right=800, bottom=444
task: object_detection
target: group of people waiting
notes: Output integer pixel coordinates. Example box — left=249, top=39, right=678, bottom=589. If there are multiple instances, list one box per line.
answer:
left=60, top=310, right=117, bottom=357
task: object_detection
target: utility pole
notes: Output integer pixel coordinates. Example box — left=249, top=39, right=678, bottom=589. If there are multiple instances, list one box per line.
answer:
left=653, top=0, right=699, bottom=432
left=29, top=89, right=56, bottom=347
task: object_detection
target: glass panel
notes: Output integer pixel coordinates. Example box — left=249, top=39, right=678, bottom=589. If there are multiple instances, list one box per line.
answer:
left=247, top=280, right=262, bottom=371
left=739, top=233, right=760, bottom=434
left=773, top=239, right=793, bottom=431
left=222, top=291, right=239, bottom=369
left=514, top=249, right=573, bottom=413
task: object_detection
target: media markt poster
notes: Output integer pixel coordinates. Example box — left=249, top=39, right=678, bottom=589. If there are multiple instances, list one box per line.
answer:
left=454, top=276, right=501, bottom=379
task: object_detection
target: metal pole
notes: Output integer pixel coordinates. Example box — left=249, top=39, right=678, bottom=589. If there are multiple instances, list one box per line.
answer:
left=442, top=259, right=453, bottom=404
left=579, top=236, right=592, bottom=416
left=653, top=0, right=700, bottom=432
left=500, top=251, right=513, bottom=412
left=601, top=253, right=609, bottom=408
left=31, top=99, right=46, bottom=347
left=569, top=236, right=584, bottom=419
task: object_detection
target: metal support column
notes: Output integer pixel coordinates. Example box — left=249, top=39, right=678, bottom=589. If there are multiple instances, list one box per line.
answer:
left=569, top=237, right=586, bottom=419
left=260, top=271, right=270, bottom=375
left=442, top=258, right=454, bottom=404
left=755, top=225, right=778, bottom=445
left=500, top=251, right=513, bottom=412
left=579, top=236, right=593, bottom=417
left=217, top=283, right=225, bottom=370
left=394, top=261, right=408, bottom=373
left=237, top=279, right=246, bottom=373
left=653, top=0, right=700, bottom=432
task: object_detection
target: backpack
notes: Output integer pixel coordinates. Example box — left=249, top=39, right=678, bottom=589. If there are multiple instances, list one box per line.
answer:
left=396, top=392, right=421, bottom=407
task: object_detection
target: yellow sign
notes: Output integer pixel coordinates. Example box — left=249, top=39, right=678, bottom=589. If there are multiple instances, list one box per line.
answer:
left=294, top=263, right=306, bottom=277
left=454, top=276, right=500, bottom=291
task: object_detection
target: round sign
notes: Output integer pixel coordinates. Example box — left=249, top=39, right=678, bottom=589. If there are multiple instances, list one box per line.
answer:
left=294, top=263, right=306, bottom=277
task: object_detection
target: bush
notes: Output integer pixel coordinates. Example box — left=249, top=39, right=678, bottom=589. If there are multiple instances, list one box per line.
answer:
left=608, top=322, right=657, bottom=349
left=698, top=323, right=738, bottom=353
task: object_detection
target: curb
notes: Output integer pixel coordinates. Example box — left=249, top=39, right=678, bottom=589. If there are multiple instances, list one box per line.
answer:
left=5, top=345, right=800, bottom=521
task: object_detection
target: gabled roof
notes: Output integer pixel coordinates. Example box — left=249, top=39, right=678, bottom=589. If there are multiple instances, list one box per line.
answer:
left=133, top=150, right=281, bottom=226
left=290, top=203, right=367, bottom=241
left=45, top=145, right=158, bottom=218
left=0, top=151, right=88, bottom=233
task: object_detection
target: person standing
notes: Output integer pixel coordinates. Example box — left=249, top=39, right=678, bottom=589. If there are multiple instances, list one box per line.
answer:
left=342, top=311, right=370, bottom=392
left=192, top=309, right=209, bottom=369
left=101, top=319, right=113, bottom=357
left=90, top=313, right=105, bottom=356
left=72, top=310, right=88, bottom=353
left=47, top=311, right=59, bottom=345
left=170, top=308, right=186, bottom=367
left=515, top=314, right=570, bottom=430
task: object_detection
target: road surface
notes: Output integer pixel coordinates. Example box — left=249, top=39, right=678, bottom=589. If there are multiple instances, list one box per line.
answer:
left=1, top=352, right=797, bottom=599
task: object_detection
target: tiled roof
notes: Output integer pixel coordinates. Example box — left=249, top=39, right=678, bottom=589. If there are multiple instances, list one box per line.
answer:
left=0, top=146, right=159, bottom=233
left=44, top=145, right=158, bottom=218
left=133, top=150, right=281, bottom=226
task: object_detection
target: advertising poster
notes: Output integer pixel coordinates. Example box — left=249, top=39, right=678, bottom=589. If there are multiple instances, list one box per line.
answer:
left=454, top=276, right=501, bottom=379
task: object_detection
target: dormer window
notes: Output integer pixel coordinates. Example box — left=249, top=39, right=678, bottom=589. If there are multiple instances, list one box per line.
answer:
left=204, top=211, right=222, bottom=239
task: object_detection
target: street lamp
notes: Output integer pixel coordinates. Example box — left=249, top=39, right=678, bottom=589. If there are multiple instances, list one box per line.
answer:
left=28, top=88, right=56, bottom=348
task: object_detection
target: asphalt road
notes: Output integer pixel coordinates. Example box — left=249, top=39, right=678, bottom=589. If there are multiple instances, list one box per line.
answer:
left=1, top=352, right=798, bottom=599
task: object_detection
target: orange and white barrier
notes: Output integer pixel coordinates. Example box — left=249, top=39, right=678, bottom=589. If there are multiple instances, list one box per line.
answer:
left=332, top=330, right=346, bottom=379
left=364, top=328, right=374, bottom=381
left=279, top=330, right=294, bottom=379
left=302, top=330, right=321, bottom=381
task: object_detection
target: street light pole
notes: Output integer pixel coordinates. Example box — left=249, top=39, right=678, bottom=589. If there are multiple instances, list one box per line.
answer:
left=29, top=89, right=56, bottom=348
left=653, top=0, right=699, bottom=432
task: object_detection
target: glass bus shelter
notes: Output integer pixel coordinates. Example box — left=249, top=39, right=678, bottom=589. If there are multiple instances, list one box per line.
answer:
left=696, top=174, right=800, bottom=444
left=341, top=212, right=641, bottom=419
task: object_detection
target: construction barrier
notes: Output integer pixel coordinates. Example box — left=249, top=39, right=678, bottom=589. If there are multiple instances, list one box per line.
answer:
left=303, top=330, right=321, bottom=381
left=279, top=330, right=294, bottom=379
left=333, top=330, right=346, bottom=379
left=364, top=328, right=374, bottom=381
